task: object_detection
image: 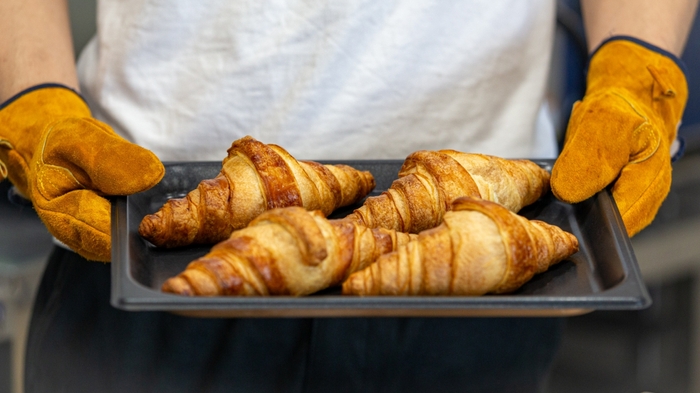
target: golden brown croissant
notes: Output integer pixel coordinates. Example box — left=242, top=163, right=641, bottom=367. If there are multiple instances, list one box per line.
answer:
left=139, top=136, right=376, bottom=248
left=343, top=150, right=550, bottom=233
left=161, top=206, right=417, bottom=296
left=342, top=197, right=579, bottom=296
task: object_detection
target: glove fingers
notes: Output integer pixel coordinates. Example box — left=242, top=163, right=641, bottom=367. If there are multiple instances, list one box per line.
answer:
left=611, top=150, right=671, bottom=237
left=34, top=188, right=112, bottom=262
left=39, top=118, right=164, bottom=196
left=551, top=93, right=642, bottom=203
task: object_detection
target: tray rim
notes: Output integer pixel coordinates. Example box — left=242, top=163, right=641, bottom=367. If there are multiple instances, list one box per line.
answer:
left=111, top=160, right=652, bottom=317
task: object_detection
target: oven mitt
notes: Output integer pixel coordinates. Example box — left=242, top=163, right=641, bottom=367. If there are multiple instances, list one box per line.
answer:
left=0, top=85, right=164, bottom=261
left=551, top=38, right=688, bottom=237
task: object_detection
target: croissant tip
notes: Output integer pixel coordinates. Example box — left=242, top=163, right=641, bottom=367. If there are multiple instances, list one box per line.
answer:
left=341, top=274, right=364, bottom=296
left=138, top=214, right=164, bottom=244
left=365, top=171, right=377, bottom=189
left=341, top=282, right=354, bottom=295
left=161, top=277, right=194, bottom=296
left=567, top=232, right=580, bottom=253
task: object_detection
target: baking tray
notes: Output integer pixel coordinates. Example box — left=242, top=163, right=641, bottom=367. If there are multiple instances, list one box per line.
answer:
left=111, top=160, right=651, bottom=317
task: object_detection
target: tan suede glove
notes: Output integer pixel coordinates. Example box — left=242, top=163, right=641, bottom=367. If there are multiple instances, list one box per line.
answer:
left=551, top=38, right=688, bottom=237
left=0, top=85, right=164, bottom=261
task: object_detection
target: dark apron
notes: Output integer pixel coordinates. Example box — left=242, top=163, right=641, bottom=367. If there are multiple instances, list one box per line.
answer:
left=25, top=247, right=563, bottom=393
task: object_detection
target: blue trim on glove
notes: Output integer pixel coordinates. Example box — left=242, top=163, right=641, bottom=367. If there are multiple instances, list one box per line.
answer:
left=671, top=136, right=686, bottom=163
left=588, top=36, right=688, bottom=165
left=0, top=83, right=87, bottom=112
left=590, top=35, right=688, bottom=75
left=7, top=186, right=32, bottom=207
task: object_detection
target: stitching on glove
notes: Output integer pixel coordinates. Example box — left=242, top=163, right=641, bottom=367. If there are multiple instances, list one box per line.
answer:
left=0, top=139, right=14, bottom=181
left=630, top=123, right=660, bottom=164
left=611, top=92, right=661, bottom=164
left=36, top=166, right=81, bottom=199
left=612, top=92, right=648, bottom=122
left=617, top=156, right=667, bottom=221
left=37, top=165, right=84, bottom=200
left=36, top=124, right=87, bottom=200
left=0, top=140, right=14, bottom=180
left=0, top=140, right=9, bottom=179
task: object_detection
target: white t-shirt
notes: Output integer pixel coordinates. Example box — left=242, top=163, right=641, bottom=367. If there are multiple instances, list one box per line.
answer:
left=77, top=0, right=557, bottom=161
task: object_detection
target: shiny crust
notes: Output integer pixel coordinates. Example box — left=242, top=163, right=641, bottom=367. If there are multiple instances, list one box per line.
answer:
left=299, top=160, right=342, bottom=208
left=139, top=136, right=376, bottom=248
left=343, top=150, right=550, bottom=234
left=342, top=197, right=579, bottom=296
left=229, top=137, right=302, bottom=209
left=161, top=206, right=416, bottom=297
left=401, top=150, right=481, bottom=209
left=450, top=197, right=536, bottom=293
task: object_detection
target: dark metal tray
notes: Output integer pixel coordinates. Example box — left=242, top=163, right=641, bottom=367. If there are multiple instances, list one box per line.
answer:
left=111, top=160, right=651, bottom=317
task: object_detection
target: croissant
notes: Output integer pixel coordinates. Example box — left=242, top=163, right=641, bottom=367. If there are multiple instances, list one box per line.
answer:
left=342, top=197, right=579, bottom=296
left=161, top=206, right=417, bottom=296
left=343, top=150, right=550, bottom=233
left=139, top=136, right=376, bottom=248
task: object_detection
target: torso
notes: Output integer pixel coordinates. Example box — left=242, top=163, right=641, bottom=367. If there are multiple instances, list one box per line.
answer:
left=77, top=0, right=556, bottom=161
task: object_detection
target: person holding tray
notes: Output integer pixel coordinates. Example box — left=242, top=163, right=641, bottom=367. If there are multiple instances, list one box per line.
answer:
left=0, top=0, right=696, bottom=392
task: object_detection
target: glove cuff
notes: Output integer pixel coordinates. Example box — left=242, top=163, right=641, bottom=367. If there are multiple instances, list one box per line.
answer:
left=586, top=36, right=688, bottom=142
left=589, top=36, right=688, bottom=76
left=0, top=84, right=92, bottom=194
left=0, top=83, right=89, bottom=112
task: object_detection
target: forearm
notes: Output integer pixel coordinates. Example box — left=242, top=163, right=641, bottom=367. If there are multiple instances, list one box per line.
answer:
left=581, top=0, right=699, bottom=56
left=0, top=0, right=78, bottom=101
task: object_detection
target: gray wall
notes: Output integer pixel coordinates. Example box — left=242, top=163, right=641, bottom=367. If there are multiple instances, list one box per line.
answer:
left=69, top=0, right=97, bottom=58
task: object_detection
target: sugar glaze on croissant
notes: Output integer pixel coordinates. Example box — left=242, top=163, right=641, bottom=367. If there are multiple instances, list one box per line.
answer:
left=343, top=150, right=550, bottom=233
left=342, top=197, right=579, bottom=296
left=139, top=136, right=375, bottom=248
left=161, top=206, right=416, bottom=296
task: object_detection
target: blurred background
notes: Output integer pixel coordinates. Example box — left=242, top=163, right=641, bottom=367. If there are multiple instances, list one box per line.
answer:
left=0, top=1, right=699, bottom=392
